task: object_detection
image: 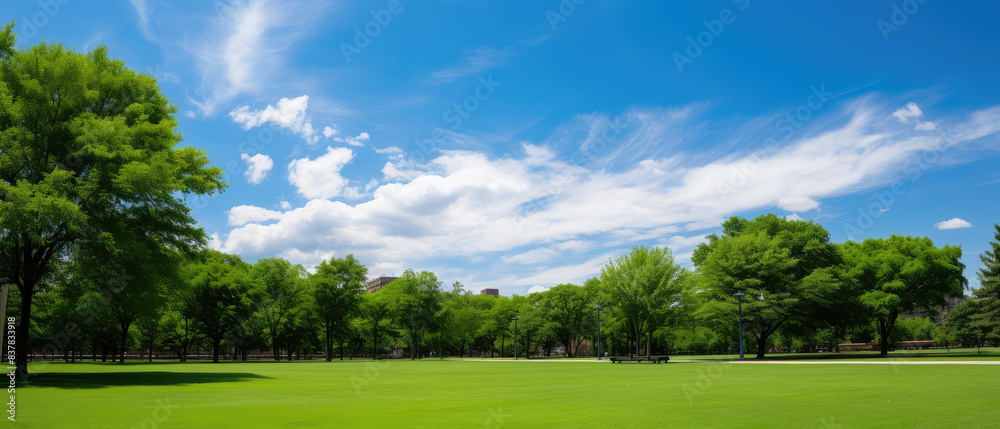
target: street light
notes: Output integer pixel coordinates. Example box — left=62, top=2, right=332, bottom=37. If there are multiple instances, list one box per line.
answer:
left=734, top=291, right=745, bottom=360
left=593, top=305, right=602, bottom=361
left=512, top=316, right=519, bottom=360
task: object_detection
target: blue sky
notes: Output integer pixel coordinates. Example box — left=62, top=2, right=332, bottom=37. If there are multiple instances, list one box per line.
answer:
left=10, top=0, right=1000, bottom=295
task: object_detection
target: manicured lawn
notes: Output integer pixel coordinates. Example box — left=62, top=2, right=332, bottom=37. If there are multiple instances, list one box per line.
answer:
left=18, top=358, right=1000, bottom=428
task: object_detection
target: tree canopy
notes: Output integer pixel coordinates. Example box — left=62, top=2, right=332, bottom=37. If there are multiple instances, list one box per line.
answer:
left=841, top=235, right=966, bottom=355
left=0, top=23, right=226, bottom=376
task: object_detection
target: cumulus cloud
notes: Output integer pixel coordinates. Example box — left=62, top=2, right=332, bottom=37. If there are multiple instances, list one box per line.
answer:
left=892, top=102, right=923, bottom=123
left=207, top=232, right=223, bottom=250
left=287, top=147, right=355, bottom=199
left=323, top=126, right=338, bottom=138
left=935, top=218, right=972, bottom=230
left=375, top=146, right=405, bottom=159
left=777, top=196, right=820, bottom=212
left=527, top=285, right=550, bottom=294
left=241, top=153, right=274, bottom=184
left=229, top=205, right=284, bottom=226
left=785, top=213, right=804, bottom=221
left=230, top=95, right=320, bottom=143
left=279, top=201, right=292, bottom=210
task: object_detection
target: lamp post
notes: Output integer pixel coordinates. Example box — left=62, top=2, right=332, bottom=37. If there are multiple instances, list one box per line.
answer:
left=512, top=316, right=519, bottom=360
left=594, top=305, right=602, bottom=360
left=734, top=291, right=745, bottom=360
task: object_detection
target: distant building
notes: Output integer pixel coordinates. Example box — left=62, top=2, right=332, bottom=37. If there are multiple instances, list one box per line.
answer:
left=480, top=288, right=499, bottom=296
left=901, top=296, right=965, bottom=324
left=365, top=276, right=398, bottom=293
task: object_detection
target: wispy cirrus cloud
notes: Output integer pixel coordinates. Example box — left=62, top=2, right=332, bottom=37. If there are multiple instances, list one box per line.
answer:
left=188, top=0, right=333, bottom=116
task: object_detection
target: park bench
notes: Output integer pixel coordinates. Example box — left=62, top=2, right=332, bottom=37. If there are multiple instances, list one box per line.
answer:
left=608, top=355, right=669, bottom=364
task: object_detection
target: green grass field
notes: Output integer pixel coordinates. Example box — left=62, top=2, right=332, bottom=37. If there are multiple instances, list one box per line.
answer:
left=17, top=356, right=1000, bottom=428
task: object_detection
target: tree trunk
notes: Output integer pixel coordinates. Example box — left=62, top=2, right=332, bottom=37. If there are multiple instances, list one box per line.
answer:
left=119, top=319, right=133, bottom=364
left=15, top=287, right=33, bottom=379
left=756, top=337, right=767, bottom=359
left=877, top=314, right=897, bottom=356
left=273, top=333, right=281, bottom=361
left=212, top=338, right=221, bottom=363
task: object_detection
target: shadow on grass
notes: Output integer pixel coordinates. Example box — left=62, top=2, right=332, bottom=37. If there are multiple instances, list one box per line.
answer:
left=26, top=372, right=270, bottom=389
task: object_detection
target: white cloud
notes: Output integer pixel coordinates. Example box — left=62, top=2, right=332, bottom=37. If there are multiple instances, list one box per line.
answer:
left=229, top=205, right=283, bottom=226
left=279, top=201, right=292, bottom=210
left=503, top=248, right=560, bottom=265
left=659, top=235, right=709, bottom=252
left=375, top=146, right=405, bottom=158
left=777, top=196, right=820, bottom=212
left=334, top=132, right=370, bottom=147
left=207, top=232, right=223, bottom=250
left=240, top=153, right=273, bottom=184
left=527, top=285, right=550, bottom=294
left=427, top=46, right=515, bottom=84
left=785, top=213, right=804, bottom=221
left=551, top=240, right=593, bottom=252
left=892, top=102, right=923, bottom=123
left=935, top=218, right=972, bottom=230
left=189, top=0, right=332, bottom=115
left=915, top=121, right=937, bottom=131
left=230, top=95, right=319, bottom=143
left=287, top=147, right=355, bottom=199
left=129, top=0, right=153, bottom=40
left=323, top=126, right=338, bottom=138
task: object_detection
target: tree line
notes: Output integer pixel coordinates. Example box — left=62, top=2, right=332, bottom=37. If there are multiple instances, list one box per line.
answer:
left=15, top=215, right=1000, bottom=365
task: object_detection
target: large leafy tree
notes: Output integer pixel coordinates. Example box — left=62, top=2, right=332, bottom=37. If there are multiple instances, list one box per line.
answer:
left=972, top=224, right=1000, bottom=342
left=693, top=214, right=843, bottom=358
left=537, top=283, right=590, bottom=357
left=841, top=235, right=965, bottom=355
left=310, top=254, right=367, bottom=361
left=381, top=269, right=443, bottom=359
left=599, top=245, right=684, bottom=357
left=946, top=298, right=990, bottom=352
left=359, top=291, right=393, bottom=358
left=180, top=251, right=252, bottom=363
left=0, top=23, right=225, bottom=375
left=252, top=258, right=306, bottom=361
